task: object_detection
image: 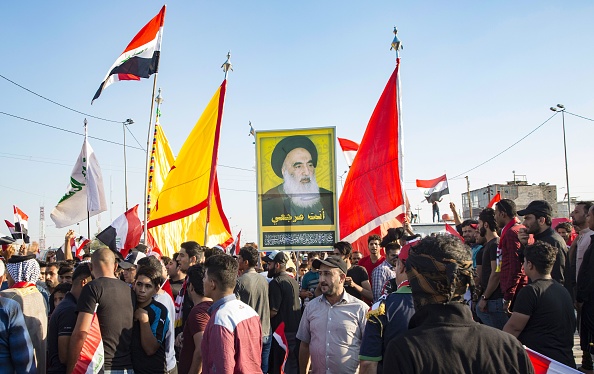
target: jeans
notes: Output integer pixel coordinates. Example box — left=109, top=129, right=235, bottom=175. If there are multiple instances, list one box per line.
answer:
left=262, top=335, right=272, bottom=373
left=475, top=298, right=509, bottom=330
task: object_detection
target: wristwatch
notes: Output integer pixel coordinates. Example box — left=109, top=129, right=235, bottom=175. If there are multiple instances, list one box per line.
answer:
left=481, top=295, right=487, bottom=300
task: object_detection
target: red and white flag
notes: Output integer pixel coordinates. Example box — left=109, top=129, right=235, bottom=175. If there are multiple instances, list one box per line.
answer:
left=13, top=205, right=29, bottom=243
left=416, top=174, right=449, bottom=204
left=273, top=322, right=289, bottom=374
left=339, top=59, right=406, bottom=243
left=92, top=6, right=166, bottom=103
left=96, top=205, right=142, bottom=258
left=73, top=304, right=104, bottom=374
left=487, top=192, right=501, bottom=208
left=525, top=346, right=579, bottom=374
left=337, top=137, right=359, bottom=168
left=4, top=220, right=16, bottom=239
left=445, top=223, right=464, bottom=242
left=234, top=230, right=242, bottom=255
left=71, top=236, right=91, bottom=260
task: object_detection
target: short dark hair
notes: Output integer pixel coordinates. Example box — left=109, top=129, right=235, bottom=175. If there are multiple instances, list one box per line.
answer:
left=47, top=262, right=59, bottom=270
left=52, top=282, right=72, bottom=295
left=533, top=212, right=553, bottom=226
left=135, top=266, right=162, bottom=288
left=461, top=219, right=478, bottom=228
left=385, top=242, right=401, bottom=253
left=72, top=263, right=92, bottom=283
left=496, top=199, right=517, bottom=218
left=204, top=254, right=238, bottom=291
left=555, top=222, right=573, bottom=232
left=161, top=256, right=171, bottom=266
left=58, top=264, right=73, bottom=276
left=299, top=263, right=308, bottom=270
left=180, top=241, right=202, bottom=260
left=238, top=246, right=260, bottom=267
left=333, top=241, right=352, bottom=257
left=576, top=201, right=593, bottom=215
left=187, top=264, right=206, bottom=296
left=137, top=256, right=164, bottom=283
left=524, top=241, right=557, bottom=275
left=37, top=260, right=47, bottom=268
left=368, top=234, right=381, bottom=244
left=478, top=208, right=497, bottom=231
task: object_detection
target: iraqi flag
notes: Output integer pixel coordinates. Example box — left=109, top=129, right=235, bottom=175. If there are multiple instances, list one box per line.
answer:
left=273, top=322, right=289, bottom=374
left=92, top=6, right=166, bottom=103
left=337, top=137, right=359, bottom=168
left=525, top=346, right=579, bottom=373
left=4, top=220, right=17, bottom=239
left=96, top=205, right=142, bottom=258
left=13, top=206, right=30, bottom=243
left=73, top=304, right=104, bottom=374
left=416, top=174, right=449, bottom=204
left=487, top=192, right=501, bottom=208
left=72, top=236, right=90, bottom=260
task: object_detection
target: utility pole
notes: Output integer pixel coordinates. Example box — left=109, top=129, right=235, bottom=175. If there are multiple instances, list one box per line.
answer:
left=39, top=206, right=46, bottom=250
left=466, top=176, right=472, bottom=218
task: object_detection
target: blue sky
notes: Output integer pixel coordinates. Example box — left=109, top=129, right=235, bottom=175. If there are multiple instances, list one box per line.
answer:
left=2, top=1, right=594, bottom=247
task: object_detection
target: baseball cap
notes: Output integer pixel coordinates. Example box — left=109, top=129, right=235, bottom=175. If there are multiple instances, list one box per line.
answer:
left=262, top=250, right=290, bottom=264
left=517, top=200, right=552, bottom=217
left=312, top=255, right=348, bottom=274
left=119, top=251, right=147, bottom=269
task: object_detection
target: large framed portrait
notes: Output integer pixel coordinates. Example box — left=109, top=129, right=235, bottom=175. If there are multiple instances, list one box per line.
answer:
left=256, top=127, right=338, bottom=250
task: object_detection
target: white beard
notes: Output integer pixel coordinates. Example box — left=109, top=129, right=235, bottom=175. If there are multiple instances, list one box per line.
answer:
left=282, top=169, right=321, bottom=208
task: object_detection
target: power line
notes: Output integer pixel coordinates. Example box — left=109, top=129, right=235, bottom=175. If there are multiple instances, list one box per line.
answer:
left=0, top=111, right=145, bottom=150
left=566, top=111, right=594, bottom=122
left=451, top=112, right=558, bottom=179
left=0, top=73, right=122, bottom=123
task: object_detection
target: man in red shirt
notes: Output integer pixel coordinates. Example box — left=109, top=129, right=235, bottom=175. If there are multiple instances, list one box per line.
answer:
left=358, top=234, right=384, bottom=290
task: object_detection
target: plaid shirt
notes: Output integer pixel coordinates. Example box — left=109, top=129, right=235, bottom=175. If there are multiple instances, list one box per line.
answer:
left=0, top=297, right=35, bottom=373
left=498, top=220, right=529, bottom=301
left=372, top=260, right=396, bottom=302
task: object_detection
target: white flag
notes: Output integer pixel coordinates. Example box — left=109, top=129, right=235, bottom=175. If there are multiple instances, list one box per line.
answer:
left=51, top=137, right=107, bottom=228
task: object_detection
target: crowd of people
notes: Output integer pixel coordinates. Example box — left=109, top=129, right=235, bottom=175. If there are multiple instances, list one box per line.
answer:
left=0, top=198, right=593, bottom=373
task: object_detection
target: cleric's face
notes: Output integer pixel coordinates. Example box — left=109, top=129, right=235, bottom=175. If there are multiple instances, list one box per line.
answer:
left=282, top=148, right=315, bottom=183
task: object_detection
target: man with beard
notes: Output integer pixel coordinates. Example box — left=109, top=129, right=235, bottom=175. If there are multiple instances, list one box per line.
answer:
left=297, top=256, right=367, bottom=374
left=461, top=220, right=482, bottom=269
left=517, top=200, right=567, bottom=285
left=262, top=135, right=334, bottom=226
left=264, top=251, right=301, bottom=374
left=475, top=208, right=507, bottom=329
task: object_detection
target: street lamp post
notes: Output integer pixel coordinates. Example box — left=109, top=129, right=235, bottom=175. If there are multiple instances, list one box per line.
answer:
left=550, top=104, right=571, bottom=217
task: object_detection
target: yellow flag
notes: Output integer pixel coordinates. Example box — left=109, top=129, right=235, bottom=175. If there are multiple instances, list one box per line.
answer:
left=147, top=81, right=232, bottom=252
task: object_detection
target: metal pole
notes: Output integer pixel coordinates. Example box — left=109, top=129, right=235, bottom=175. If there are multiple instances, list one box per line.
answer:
left=144, top=74, right=159, bottom=244
left=466, top=176, right=472, bottom=219
left=561, top=109, right=571, bottom=217
left=123, top=122, right=129, bottom=210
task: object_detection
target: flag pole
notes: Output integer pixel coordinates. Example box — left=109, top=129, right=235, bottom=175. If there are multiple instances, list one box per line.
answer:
left=144, top=74, right=159, bottom=245
left=203, top=52, right=232, bottom=246
left=84, top=119, right=91, bottom=239
left=391, top=27, right=406, bottom=220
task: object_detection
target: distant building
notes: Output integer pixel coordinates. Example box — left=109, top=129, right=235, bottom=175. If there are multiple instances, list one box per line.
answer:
left=461, top=180, right=558, bottom=219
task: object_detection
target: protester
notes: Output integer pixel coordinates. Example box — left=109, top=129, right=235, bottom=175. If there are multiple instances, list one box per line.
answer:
left=383, top=235, right=534, bottom=373
left=68, top=247, right=135, bottom=373
left=0, top=254, right=47, bottom=374
left=264, top=250, right=301, bottom=374
left=120, top=250, right=147, bottom=286
left=0, top=259, right=35, bottom=373
left=495, top=199, right=530, bottom=313
left=236, top=246, right=272, bottom=373
left=49, top=282, right=71, bottom=317
left=371, top=243, right=398, bottom=302
left=576, top=204, right=594, bottom=372
left=358, top=234, right=384, bottom=291
left=351, top=251, right=363, bottom=266
left=166, top=253, right=186, bottom=299
left=299, top=252, right=320, bottom=308
left=201, top=254, right=261, bottom=373
left=555, top=221, right=574, bottom=247
left=517, top=200, right=567, bottom=285
left=297, top=256, right=368, bottom=374
left=474, top=208, right=507, bottom=329
left=359, top=245, right=414, bottom=374
left=179, top=265, right=212, bottom=374
left=45, top=261, right=60, bottom=294
left=47, top=263, right=92, bottom=374
left=504, top=241, right=576, bottom=368
left=57, top=264, right=73, bottom=284
left=131, top=266, right=170, bottom=374
left=332, top=241, right=373, bottom=301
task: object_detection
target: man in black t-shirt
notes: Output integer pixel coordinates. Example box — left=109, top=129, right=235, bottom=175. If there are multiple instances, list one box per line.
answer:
left=475, top=208, right=508, bottom=330
left=504, top=241, right=576, bottom=368
left=48, top=263, right=92, bottom=374
left=67, top=248, right=136, bottom=373
left=332, top=241, right=372, bottom=301
left=264, top=251, right=301, bottom=374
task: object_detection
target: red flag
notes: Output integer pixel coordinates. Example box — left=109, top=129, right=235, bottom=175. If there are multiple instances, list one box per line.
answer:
left=161, top=279, right=174, bottom=302
left=234, top=230, right=242, bottom=255
left=525, top=346, right=578, bottom=374
left=445, top=223, right=464, bottom=242
left=487, top=192, right=501, bottom=208
left=339, top=60, right=406, bottom=243
left=273, top=322, right=289, bottom=374
left=73, top=305, right=104, bottom=374
left=337, top=137, right=359, bottom=167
